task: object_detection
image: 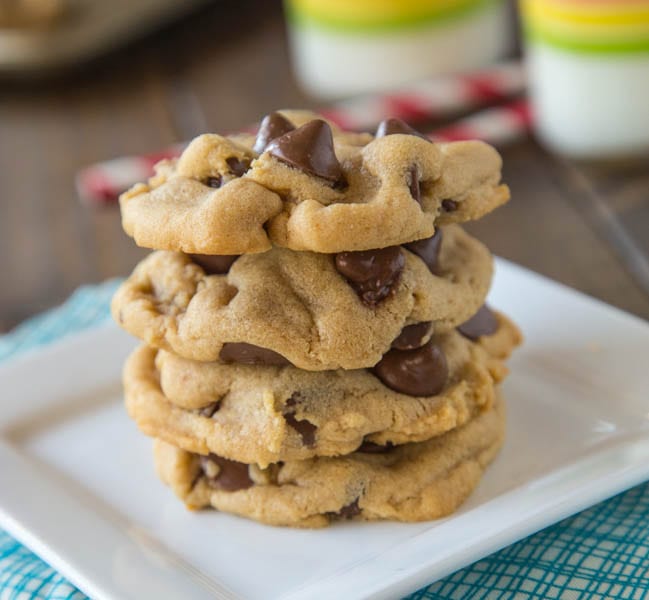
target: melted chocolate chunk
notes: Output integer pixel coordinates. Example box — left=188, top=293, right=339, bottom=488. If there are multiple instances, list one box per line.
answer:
left=204, top=176, right=222, bottom=188
left=374, top=340, right=448, bottom=397
left=457, top=305, right=498, bottom=340
left=253, top=112, right=295, bottom=154
left=408, top=165, right=423, bottom=204
left=199, top=403, right=220, bottom=418
left=266, top=120, right=345, bottom=186
left=219, top=343, right=291, bottom=366
left=391, top=322, right=432, bottom=350
left=226, top=156, right=251, bottom=177
left=335, top=246, right=405, bottom=306
left=357, top=440, right=394, bottom=454
left=284, top=413, right=317, bottom=447
left=442, top=199, right=458, bottom=212
left=283, top=393, right=317, bottom=447
left=375, top=118, right=429, bottom=141
left=189, top=254, right=239, bottom=275
left=338, top=499, right=361, bottom=519
left=200, top=454, right=253, bottom=491
left=404, top=229, right=443, bottom=275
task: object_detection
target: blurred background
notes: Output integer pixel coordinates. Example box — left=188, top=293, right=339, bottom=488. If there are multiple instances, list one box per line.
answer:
left=1, top=0, right=649, bottom=332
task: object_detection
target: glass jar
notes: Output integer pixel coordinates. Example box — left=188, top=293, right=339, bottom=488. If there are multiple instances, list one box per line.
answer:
left=521, top=0, right=649, bottom=158
left=285, top=0, right=512, bottom=98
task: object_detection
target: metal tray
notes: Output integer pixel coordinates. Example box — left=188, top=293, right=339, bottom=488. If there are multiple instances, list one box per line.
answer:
left=0, top=0, right=212, bottom=74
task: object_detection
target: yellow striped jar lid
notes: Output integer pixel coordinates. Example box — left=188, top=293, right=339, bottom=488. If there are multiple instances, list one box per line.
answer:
left=285, top=0, right=503, bottom=32
left=521, top=0, right=649, bottom=53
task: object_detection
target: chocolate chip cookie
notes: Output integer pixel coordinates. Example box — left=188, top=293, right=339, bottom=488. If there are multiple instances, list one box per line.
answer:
left=153, top=393, right=506, bottom=527
left=112, top=225, right=494, bottom=369
left=120, top=110, right=508, bottom=254
left=124, top=311, right=520, bottom=466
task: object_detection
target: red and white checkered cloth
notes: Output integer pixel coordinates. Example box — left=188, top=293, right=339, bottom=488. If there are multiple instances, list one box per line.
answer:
left=76, top=61, right=530, bottom=206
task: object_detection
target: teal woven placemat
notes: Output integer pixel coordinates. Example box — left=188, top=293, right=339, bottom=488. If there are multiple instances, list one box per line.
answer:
left=1, top=281, right=648, bottom=600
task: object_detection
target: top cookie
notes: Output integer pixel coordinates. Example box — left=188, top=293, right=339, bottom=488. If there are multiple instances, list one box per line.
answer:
left=120, top=110, right=509, bottom=254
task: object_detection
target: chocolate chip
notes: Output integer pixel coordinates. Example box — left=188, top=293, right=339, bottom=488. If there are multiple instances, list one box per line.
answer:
left=225, top=156, right=251, bottom=177
left=374, top=340, right=448, bottom=397
left=457, top=305, right=499, bottom=340
left=284, top=413, right=317, bottom=447
left=199, top=403, right=220, bottom=418
left=189, top=254, right=239, bottom=275
left=442, top=199, right=458, bottom=212
left=338, top=499, right=361, bottom=519
left=375, top=118, right=430, bottom=141
left=357, top=440, right=394, bottom=454
left=285, top=394, right=299, bottom=409
left=266, top=120, right=345, bottom=186
left=404, top=229, right=443, bottom=275
left=219, top=343, right=291, bottom=366
left=283, top=393, right=317, bottom=447
left=204, top=176, right=222, bottom=188
left=200, top=454, right=253, bottom=491
left=408, top=165, right=422, bottom=204
left=253, top=112, right=295, bottom=154
left=391, top=322, right=432, bottom=350
left=334, top=246, right=404, bottom=306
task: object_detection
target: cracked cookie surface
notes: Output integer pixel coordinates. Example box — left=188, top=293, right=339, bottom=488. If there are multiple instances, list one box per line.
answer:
left=124, top=312, right=521, bottom=466
left=120, top=110, right=509, bottom=254
left=153, top=393, right=506, bottom=527
left=112, top=225, right=493, bottom=369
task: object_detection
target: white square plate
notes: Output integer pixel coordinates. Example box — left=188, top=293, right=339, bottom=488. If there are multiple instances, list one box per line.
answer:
left=1, top=259, right=649, bottom=600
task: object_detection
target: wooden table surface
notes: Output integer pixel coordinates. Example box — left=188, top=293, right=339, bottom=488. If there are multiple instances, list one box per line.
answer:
left=2, top=0, right=649, bottom=332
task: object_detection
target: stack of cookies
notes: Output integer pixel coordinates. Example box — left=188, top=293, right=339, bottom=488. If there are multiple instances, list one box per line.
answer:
left=112, top=110, right=522, bottom=528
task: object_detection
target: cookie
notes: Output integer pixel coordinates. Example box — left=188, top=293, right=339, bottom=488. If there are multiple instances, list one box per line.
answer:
left=123, top=312, right=520, bottom=466
left=112, top=225, right=493, bottom=370
left=153, top=393, right=505, bottom=527
left=120, top=110, right=509, bottom=254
